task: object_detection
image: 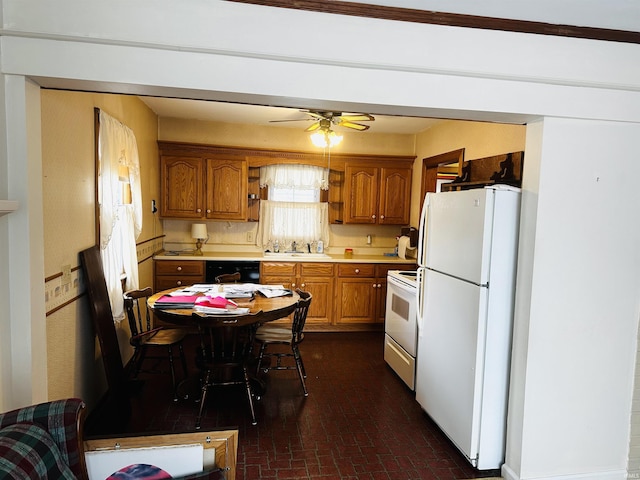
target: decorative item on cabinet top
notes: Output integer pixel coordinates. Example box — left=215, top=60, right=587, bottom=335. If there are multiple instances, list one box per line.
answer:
left=442, top=151, right=524, bottom=192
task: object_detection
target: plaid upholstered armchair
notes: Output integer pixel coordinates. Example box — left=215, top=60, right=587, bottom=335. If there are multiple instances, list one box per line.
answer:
left=0, top=398, right=87, bottom=479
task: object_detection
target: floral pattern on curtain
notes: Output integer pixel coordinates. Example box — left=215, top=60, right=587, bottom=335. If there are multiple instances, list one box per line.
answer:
left=98, top=110, right=142, bottom=322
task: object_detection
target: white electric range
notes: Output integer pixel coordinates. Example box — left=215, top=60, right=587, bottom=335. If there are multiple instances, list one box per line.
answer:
left=384, top=270, right=418, bottom=390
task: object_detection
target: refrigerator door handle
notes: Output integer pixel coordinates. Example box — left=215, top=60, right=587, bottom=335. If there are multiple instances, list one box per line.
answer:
left=416, top=267, right=425, bottom=335
left=417, top=194, right=429, bottom=266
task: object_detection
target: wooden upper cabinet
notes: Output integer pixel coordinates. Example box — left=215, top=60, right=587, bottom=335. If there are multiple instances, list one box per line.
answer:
left=159, top=147, right=249, bottom=220
left=344, top=163, right=412, bottom=225
left=205, top=158, right=247, bottom=220
left=160, top=156, right=204, bottom=218
left=344, top=165, right=379, bottom=224
left=379, top=166, right=412, bottom=225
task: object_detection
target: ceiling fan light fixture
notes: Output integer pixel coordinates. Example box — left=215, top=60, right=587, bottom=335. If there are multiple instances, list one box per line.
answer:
left=310, top=129, right=343, bottom=148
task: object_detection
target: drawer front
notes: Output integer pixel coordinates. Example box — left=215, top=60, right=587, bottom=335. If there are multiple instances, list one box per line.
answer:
left=155, top=260, right=204, bottom=276
left=300, top=262, right=335, bottom=277
left=155, top=276, right=203, bottom=290
left=261, top=262, right=297, bottom=276
left=337, top=263, right=375, bottom=277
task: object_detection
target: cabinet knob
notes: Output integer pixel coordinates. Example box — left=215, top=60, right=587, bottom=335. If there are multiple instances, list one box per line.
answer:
left=372, top=215, right=376, bottom=219
left=292, top=283, right=296, bottom=288
left=301, top=283, right=305, bottom=288
left=176, top=280, right=182, bottom=286
left=206, top=209, right=211, bottom=213
left=355, top=269, right=360, bottom=274
left=380, top=215, right=385, bottom=219
left=177, top=266, right=182, bottom=271
left=372, top=283, right=377, bottom=288
left=196, top=208, right=202, bottom=213
left=377, top=283, right=382, bottom=288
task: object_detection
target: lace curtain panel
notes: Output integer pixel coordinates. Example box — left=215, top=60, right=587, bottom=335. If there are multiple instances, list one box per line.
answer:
left=256, top=200, right=329, bottom=250
left=98, top=110, right=142, bottom=321
left=259, top=164, right=329, bottom=190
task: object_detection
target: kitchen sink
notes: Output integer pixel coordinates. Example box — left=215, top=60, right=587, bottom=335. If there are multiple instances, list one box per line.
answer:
left=263, top=252, right=331, bottom=259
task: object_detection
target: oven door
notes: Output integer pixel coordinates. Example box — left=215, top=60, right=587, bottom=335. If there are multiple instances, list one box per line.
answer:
left=385, top=275, right=418, bottom=357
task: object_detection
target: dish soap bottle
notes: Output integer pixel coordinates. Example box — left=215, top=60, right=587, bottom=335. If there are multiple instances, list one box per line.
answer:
left=274, top=240, right=280, bottom=253
left=316, top=240, right=324, bottom=254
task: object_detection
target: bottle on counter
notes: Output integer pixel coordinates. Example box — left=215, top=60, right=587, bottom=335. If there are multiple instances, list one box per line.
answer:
left=274, top=240, right=279, bottom=253
left=316, top=240, right=324, bottom=254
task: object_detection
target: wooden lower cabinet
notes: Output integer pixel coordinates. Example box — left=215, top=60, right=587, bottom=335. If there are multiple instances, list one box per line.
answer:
left=336, top=264, right=379, bottom=323
left=336, top=263, right=415, bottom=324
left=154, top=260, right=205, bottom=292
left=261, top=262, right=335, bottom=325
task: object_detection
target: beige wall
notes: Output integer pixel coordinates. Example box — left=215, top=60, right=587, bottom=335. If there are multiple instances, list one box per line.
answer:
left=41, top=90, right=160, bottom=405
left=410, top=120, right=527, bottom=226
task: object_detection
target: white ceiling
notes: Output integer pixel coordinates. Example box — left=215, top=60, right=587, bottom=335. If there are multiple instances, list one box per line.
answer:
left=139, top=97, right=443, bottom=135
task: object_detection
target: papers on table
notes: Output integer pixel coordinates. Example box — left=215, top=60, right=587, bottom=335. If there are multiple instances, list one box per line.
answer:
left=154, top=295, right=200, bottom=309
left=154, top=284, right=293, bottom=311
left=193, top=296, right=250, bottom=315
left=256, top=285, right=293, bottom=298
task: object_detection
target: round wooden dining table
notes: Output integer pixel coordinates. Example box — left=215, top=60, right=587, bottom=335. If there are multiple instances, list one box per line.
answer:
left=147, top=286, right=300, bottom=428
left=148, top=287, right=299, bottom=327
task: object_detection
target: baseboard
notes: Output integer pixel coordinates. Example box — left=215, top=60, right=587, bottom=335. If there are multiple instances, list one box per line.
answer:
left=502, top=464, right=628, bottom=480
left=305, top=324, right=384, bottom=332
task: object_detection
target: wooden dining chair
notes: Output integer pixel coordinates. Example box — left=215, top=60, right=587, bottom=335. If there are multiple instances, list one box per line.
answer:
left=215, top=272, right=241, bottom=284
left=123, top=287, right=189, bottom=402
left=194, top=310, right=264, bottom=428
left=254, top=290, right=312, bottom=396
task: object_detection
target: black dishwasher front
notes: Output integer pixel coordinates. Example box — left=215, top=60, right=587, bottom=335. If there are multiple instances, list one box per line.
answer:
left=205, top=260, right=261, bottom=284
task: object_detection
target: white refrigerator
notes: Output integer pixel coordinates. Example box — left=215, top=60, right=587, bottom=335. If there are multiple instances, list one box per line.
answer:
left=415, top=185, right=520, bottom=470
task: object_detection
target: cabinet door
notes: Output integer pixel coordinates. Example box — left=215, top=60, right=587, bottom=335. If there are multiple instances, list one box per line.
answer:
left=336, top=277, right=377, bottom=323
left=299, top=263, right=335, bottom=325
left=344, top=165, right=379, bottom=224
left=160, top=156, right=204, bottom=218
left=205, top=158, right=247, bottom=220
left=379, top=166, right=412, bottom=225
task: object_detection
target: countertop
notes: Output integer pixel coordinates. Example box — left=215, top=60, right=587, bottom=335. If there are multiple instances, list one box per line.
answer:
left=154, top=251, right=416, bottom=264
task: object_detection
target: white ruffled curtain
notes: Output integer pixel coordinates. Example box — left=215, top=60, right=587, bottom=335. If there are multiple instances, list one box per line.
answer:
left=98, top=110, right=142, bottom=322
left=256, top=200, right=329, bottom=250
left=260, top=164, right=329, bottom=190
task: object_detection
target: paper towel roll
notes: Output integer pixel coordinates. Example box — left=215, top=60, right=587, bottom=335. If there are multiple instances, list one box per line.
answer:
left=397, top=235, right=416, bottom=259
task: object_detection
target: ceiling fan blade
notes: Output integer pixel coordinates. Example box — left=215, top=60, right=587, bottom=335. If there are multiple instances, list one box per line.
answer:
left=305, top=111, right=329, bottom=120
left=305, top=122, right=322, bottom=132
left=269, top=118, right=313, bottom=123
left=339, top=114, right=375, bottom=122
left=336, top=120, right=370, bottom=131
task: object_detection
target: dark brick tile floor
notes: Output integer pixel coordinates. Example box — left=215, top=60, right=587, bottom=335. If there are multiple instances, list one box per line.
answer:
left=94, top=331, right=501, bottom=480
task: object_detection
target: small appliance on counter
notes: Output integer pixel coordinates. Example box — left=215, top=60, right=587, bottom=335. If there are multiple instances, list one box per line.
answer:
left=397, top=226, right=418, bottom=259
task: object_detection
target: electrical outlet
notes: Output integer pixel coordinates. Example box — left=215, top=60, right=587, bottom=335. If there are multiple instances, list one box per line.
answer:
left=246, top=231, right=254, bottom=243
left=61, top=264, right=71, bottom=286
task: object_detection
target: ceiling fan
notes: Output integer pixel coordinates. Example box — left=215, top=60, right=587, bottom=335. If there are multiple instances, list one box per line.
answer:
left=270, top=110, right=375, bottom=132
